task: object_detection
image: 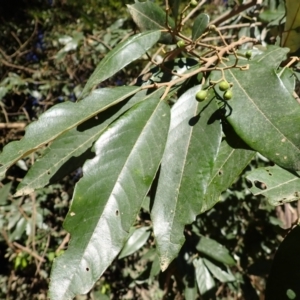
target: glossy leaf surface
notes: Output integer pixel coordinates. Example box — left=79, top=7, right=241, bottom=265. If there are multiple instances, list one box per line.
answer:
left=222, top=61, right=300, bottom=171
left=49, top=98, right=170, bottom=300
left=118, top=226, right=151, bottom=259
left=193, top=258, right=215, bottom=296
left=15, top=89, right=164, bottom=196
left=246, top=165, right=300, bottom=206
left=152, top=86, right=222, bottom=271
left=127, top=1, right=175, bottom=44
left=0, top=86, right=140, bottom=180
left=81, top=30, right=160, bottom=98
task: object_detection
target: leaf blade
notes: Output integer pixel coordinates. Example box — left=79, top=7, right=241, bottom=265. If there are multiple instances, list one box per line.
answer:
left=0, top=86, right=140, bottom=180
left=192, top=14, right=209, bottom=41
left=152, top=86, right=222, bottom=271
left=80, top=30, right=161, bottom=98
left=49, top=97, right=170, bottom=300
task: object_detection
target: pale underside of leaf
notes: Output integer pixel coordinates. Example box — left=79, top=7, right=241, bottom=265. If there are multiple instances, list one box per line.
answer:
left=152, top=86, right=222, bottom=271
left=49, top=97, right=170, bottom=300
left=80, top=30, right=161, bottom=98
left=0, top=86, right=140, bottom=181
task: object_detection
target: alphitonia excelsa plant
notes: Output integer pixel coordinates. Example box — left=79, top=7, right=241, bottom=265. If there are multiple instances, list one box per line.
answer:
left=1, top=0, right=300, bottom=299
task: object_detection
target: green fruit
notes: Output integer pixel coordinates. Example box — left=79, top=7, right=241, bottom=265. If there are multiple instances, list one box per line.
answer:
left=190, top=0, right=198, bottom=7
left=196, top=90, right=207, bottom=101
left=177, top=40, right=186, bottom=48
left=245, top=50, right=252, bottom=59
left=219, top=81, right=230, bottom=91
left=223, top=90, right=232, bottom=100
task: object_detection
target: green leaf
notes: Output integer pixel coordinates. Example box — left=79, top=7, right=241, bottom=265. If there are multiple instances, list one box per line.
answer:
left=281, top=1, right=300, bottom=53
left=0, top=182, right=12, bottom=205
left=80, top=30, right=160, bottom=98
left=254, top=45, right=289, bottom=67
left=118, top=226, right=151, bottom=259
left=152, top=86, right=222, bottom=271
left=221, top=61, right=300, bottom=171
left=15, top=89, right=164, bottom=196
left=202, top=132, right=255, bottom=213
left=0, top=86, right=140, bottom=181
left=170, top=0, right=181, bottom=21
left=196, top=236, right=236, bottom=266
left=203, top=258, right=235, bottom=283
left=265, top=225, right=300, bottom=300
left=192, top=14, right=209, bottom=41
left=246, top=165, right=300, bottom=206
left=49, top=97, right=170, bottom=300
left=193, top=258, right=216, bottom=296
left=127, top=1, right=175, bottom=44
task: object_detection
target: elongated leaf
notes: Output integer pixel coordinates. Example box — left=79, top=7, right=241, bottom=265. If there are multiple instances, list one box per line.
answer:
left=221, top=61, right=300, bottom=171
left=196, top=236, right=235, bottom=266
left=203, top=258, right=235, bottom=283
left=254, top=45, right=289, bottom=67
left=0, top=86, right=140, bottom=181
left=193, top=258, right=215, bottom=296
left=80, top=30, right=161, bottom=98
left=15, top=88, right=165, bottom=196
left=170, top=0, right=181, bottom=21
left=49, top=97, right=170, bottom=300
left=266, top=225, right=300, bottom=300
left=246, top=165, right=300, bottom=206
left=127, top=1, right=175, bottom=44
left=192, top=14, right=209, bottom=41
left=281, top=1, right=300, bottom=53
left=118, top=226, right=151, bottom=259
left=202, top=134, right=255, bottom=213
left=152, top=86, right=222, bottom=271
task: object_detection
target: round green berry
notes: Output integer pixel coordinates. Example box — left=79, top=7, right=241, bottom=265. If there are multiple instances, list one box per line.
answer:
left=219, top=81, right=230, bottom=91
left=196, top=90, right=208, bottom=101
left=177, top=40, right=186, bottom=48
left=245, top=50, right=252, bottom=59
left=223, top=90, right=233, bottom=100
left=190, top=0, right=198, bottom=7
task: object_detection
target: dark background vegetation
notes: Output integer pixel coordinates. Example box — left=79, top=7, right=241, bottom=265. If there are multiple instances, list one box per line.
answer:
left=0, top=0, right=294, bottom=299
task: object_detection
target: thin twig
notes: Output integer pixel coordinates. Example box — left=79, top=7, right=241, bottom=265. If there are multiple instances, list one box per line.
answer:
left=13, top=242, right=46, bottom=263
left=209, top=0, right=257, bottom=26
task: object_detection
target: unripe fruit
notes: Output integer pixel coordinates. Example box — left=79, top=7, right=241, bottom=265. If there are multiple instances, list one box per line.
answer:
left=223, top=90, right=232, bottom=100
left=196, top=90, right=207, bottom=101
left=219, top=80, right=230, bottom=91
left=177, top=40, right=186, bottom=48
left=245, top=50, right=252, bottom=59
left=190, top=0, right=198, bottom=7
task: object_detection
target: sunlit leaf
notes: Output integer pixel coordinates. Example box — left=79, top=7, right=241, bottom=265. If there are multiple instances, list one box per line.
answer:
left=15, top=88, right=164, bottom=196
left=49, top=97, right=170, bottom=300
left=246, top=165, right=300, bottom=206
left=193, top=258, right=216, bottom=296
left=80, top=30, right=161, bottom=98
left=0, top=86, right=140, bottom=181
left=220, top=60, right=300, bottom=171
left=127, top=1, right=175, bottom=44
left=152, top=86, right=222, bottom=271
left=203, top=258, right=235, bottom=283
